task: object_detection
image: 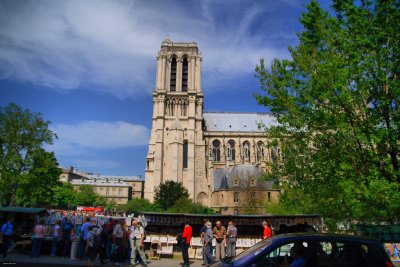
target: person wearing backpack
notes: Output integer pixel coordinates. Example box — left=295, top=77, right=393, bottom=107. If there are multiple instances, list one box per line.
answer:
left=0, top=217, right=14, bottom=260
left=226, top=221, right=238, bottom=257
left=61, top=218, right=75, bottom=258
left=85, top=225, right=96, bottom=267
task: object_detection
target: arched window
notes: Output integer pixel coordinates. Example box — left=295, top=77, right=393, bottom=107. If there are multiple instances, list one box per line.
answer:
left=170, top=57, right=177, bottom=91
left=257, top=141, right=264, bottom=161
left=182, top=57, right=188, bottom=92
left=271, top=145, right=280, bottom=163
left=183, top=141, right=188, bottom=168
left=243, top=141, right=250, bottom=161
left=212, top=139, right=221, bottom=162
left=227, top=140, right=236, bottom=161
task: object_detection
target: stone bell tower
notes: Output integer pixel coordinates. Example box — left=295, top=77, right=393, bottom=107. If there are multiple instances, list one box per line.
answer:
left=144, top=39, right=208, bottom=203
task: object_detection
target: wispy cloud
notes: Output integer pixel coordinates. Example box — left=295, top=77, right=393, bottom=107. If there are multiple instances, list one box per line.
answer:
left=49, top=120, right=149, bottom=156
left=0, top=0, right=306, bottom=97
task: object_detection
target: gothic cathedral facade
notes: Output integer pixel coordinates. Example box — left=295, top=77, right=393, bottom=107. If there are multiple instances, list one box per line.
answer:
left=144, top=39, right=279, bottom=215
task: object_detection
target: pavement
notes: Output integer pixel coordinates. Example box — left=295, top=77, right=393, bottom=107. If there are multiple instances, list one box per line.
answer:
left=0, top=253, right=207, bottom=267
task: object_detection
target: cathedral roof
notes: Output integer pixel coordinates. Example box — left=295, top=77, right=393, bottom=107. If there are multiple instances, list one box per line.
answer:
left=213, top=164, right=274, bottom=191
left=203, top=112, right=277, bottom=132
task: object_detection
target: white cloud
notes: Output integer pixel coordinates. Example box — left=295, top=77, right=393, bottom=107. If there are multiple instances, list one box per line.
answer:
left=49, top=121, right=149, bottom=156
left=0, top=0, right=304, bottom=97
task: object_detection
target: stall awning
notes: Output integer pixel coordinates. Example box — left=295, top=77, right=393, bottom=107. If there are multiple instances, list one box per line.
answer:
left=356, top=225, right=400, bottom=242
left=0, top=206, right=46, bottom=214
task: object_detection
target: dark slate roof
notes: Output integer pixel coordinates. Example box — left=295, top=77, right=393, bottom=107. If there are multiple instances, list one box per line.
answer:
left=0, top=207, right=46, bottom=214
left=203, top=112, right=277, bottom=132
left=214, top=164, right=273, bottom=191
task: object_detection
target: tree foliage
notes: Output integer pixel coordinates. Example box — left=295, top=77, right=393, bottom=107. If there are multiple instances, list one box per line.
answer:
left=154, top=181, right=189, bottom=210
left=121, top=198, right=163, bottom=212
left=168, top=196, right=214, bottom=214
left=0, top=103, right=59, bottom=206
left=255, top=0, right=400, bottom=228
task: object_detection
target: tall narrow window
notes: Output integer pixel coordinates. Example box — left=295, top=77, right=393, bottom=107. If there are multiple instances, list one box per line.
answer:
left=234, top=192, right=239, bottom=203
left=243, top=141, right=250, bottom=161
left=227, top=140, right=236, bottom=161
left=170, top=57, right=177, bottom=91
left=257, top=141, right=264, bottom=161
left=183, top=141, right=188, bottom=168
left=212, top=139, right=221, bottom=162
left=182, top=57, right=188, bottom=91
left=271, top=145, right=280, bottom=163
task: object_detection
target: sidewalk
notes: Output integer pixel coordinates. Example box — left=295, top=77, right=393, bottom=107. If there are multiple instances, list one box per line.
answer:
left=1, top=253, right=206, bottom=267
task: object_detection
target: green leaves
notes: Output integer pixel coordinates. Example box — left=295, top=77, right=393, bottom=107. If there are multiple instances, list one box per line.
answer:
left=0, top=103, right=58, bottom=206
left=154, top=181, right=189, bottom=211
left=255, top=0, right=400, bottom=229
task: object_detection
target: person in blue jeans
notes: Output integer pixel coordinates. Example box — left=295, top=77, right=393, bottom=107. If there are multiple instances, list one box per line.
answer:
left=50, top=220, right=61, bottom=256
left=78, top=218, right=92, bottom=260
left=1, top=217, right=14, bottom=260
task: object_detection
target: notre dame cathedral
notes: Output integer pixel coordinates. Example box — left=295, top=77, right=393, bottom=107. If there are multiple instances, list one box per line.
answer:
left=144, top=39, right=280, bottom=215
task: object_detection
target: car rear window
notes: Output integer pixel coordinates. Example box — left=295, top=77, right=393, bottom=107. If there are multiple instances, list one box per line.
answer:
left=315, top=240, right=384, bottom=267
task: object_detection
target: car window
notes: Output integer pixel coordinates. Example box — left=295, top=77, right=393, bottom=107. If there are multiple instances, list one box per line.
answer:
left=250, top=241, right=309, bottom=267
left=314, top=240, right=380, bottom=267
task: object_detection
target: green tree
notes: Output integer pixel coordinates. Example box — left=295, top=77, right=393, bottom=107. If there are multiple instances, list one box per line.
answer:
left=154, top=181, right=189, bottom=210
left=255, top=0, right=400, bottom=229
left=168, top=196, right=214, bottom=214
left=121, top=198, right=162, bottom=212
left=53, top=182, right=77, bottom=209
left=0, top=103, right=58, bottom=206
left=16, top=149, right=61, bottom=206
left=74, top=185, right=98, bottom=206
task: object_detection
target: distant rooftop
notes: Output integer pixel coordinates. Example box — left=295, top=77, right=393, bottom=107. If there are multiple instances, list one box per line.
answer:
left=203, top=112, right=278, bottom=132
left=86, top=174, right=143, bottom=181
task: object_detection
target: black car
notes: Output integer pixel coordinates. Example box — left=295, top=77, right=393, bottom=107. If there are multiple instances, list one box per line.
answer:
left=209, top=233, right=394, bottom=267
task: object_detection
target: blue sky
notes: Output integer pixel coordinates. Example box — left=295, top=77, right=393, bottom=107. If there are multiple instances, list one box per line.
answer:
left=0, top=0, right=330, bottom=177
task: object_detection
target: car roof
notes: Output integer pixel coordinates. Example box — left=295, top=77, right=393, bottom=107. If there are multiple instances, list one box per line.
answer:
left=269, top=233, right=381, bottom=243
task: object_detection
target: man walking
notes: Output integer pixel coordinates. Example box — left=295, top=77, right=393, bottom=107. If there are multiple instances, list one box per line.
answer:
left=262, top=221, right=272, bottom=239
left=61, top=218, right=74, bottom=258
left=226, top=221, right=238, bottom=257
left=112, top=219, right=125, bottom=266
left=181, top=222, right=192, bottom=267
left=213, top=221, right=226, bottom=260
left=128, top=219, right=147, bottom=266
left=0, top=217, right=13, bottom=260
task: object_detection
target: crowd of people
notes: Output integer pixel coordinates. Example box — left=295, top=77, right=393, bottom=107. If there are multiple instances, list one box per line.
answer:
left=179, top=219, right=272, bottom=266
left=1, top=213, right=273, bottom=267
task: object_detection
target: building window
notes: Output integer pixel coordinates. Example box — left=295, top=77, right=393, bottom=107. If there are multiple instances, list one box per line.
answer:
left=227, top=140, right=235, bottom=161
left=170, top=57, right=177, bottom=91
left=243, top=141, right=250, bottom=161
left=234, top=192, right=239, bottom=203
left=182, top=57, right=188, bottom=92
left=212, top=139, right=221, bottom=162
left=257, top=141, right=264, bottom=161
left=271, top=145, right=280, bottom=163
left=267, top=192, right=271, bottom=203
left=233, top=178, right=239, bottom=186
left=106, top=188, right=109, bottom=196
left=183, top=141, right=188, bottom=168
left=118, top=188, right=122, bottom=197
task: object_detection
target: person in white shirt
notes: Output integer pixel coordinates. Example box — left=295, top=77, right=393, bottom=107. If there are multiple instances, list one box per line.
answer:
left=128, top=219, right=147, bottom=266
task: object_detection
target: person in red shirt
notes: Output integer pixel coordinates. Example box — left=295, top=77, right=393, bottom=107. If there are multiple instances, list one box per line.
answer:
left=181, top=222, right=193, bottom=267
left=262, top=221, right=272, bottom=239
